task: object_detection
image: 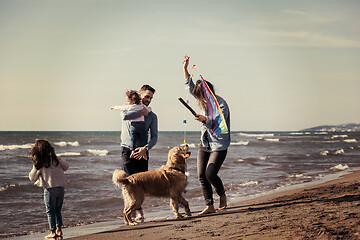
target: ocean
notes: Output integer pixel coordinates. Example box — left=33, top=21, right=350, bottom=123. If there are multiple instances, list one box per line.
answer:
left=1, top=131, right=360, bottom=238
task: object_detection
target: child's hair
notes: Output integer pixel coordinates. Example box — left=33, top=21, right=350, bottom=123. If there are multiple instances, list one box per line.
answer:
left=29, top=139, right=59, bottom=170
left=125, top=90, right=141, bottom=104
left=192, top=79, right=215, bottom=110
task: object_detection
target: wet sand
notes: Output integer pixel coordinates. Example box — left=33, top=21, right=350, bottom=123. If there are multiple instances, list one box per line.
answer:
left=68, top=170, right=360, bottom=240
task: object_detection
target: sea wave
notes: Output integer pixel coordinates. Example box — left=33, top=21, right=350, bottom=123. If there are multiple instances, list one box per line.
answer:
left=320, top=151, right=329, bottom=156
left=0, top=144, right=33, bottom=151
left=239, top=180, right=259, bottom=186
left=288, top=173, right=312, bottom=179
left=290, top=132, right=304, bottom=135
left=259, top=138, right=280, bottom=142
left=238, top=133, right=274, bottom=137
left=57, top=152, right=81, bottom=157
left=54, top=141, right=80, bottom=147
left=235, top=157, right=268, bottom=163
left=187, top=143, right=197, bottom=149
left=334, top=149, right=344, bottom=155
left=330, top=164, right=349, bottom=171
left=230, top=141, right=249, bottom=146
left=86, top=149, right=109, bottom=156
left=344, top=139, right=357, bottom=143
left=0, top=184, right=17, bottom=192
left=331, top=135, right=348, bottom=139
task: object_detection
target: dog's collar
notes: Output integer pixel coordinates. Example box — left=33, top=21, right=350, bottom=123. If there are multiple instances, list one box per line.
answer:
left=172, top=167, right=185, bottom=174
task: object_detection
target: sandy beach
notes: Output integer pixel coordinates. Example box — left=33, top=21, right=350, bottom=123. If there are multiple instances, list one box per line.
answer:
left=67, top=170, right=360, bottom=240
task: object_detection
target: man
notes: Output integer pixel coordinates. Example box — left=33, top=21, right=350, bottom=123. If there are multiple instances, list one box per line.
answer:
left=119, top=84, right=158, bottom=221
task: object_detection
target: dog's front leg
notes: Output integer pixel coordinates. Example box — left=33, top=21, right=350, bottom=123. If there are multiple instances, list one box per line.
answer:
left=180, top=197, right=192, bottom=217
left=170, top=198, right=182, bottom=219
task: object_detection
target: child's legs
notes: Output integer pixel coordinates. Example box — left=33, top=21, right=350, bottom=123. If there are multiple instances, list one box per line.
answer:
left=44, top=187, right=65, bottom=231
left=55, top=187, right=65, bottom=228
left=44, top=188, right=57, bottom=231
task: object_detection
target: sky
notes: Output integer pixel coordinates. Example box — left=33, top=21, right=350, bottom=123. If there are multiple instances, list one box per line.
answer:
left=0, top=0, right=359, bottom=131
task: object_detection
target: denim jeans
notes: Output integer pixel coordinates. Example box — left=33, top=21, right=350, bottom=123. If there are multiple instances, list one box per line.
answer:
left=44, top=187, right=65, bottom=231
left=197, top=145, right=227, bottom=206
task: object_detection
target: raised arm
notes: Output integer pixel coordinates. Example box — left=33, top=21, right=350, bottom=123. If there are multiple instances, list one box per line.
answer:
left=182, top=56, right=195, bottom=95
left=183, top=56, right=190, bottom=80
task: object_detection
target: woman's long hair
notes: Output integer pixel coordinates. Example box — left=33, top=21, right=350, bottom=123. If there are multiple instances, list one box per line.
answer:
left=29, top=140, right=59, bottom=170
left=192, top=79, right=215, bottom=110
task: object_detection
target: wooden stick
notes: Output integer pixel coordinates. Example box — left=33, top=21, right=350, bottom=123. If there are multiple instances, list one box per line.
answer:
left=178, top=98, right=197, bottom=116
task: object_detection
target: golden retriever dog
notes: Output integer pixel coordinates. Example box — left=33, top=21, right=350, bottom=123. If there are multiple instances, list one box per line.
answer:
left=112, top=144, right=192, bottom=225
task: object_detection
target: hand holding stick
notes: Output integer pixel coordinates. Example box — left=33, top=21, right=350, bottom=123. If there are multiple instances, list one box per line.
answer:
left=178, top=98, right=197, bottom=116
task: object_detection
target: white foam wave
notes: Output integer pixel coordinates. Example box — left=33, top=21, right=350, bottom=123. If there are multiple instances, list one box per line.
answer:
left=87, top=149, right=108, bottom=156
left=320, top=151, right=329, bottom=156
left=289, top=174, right=312, bottom=179
left=314, top=132, right=328, bottom=135
left=187, top=143, right=197, bottom=148
left=290, top=132, right=304, bottom=135
left=238, top=133, right=274, bottom=137
left=331, top=135, right=348, bottom=139
left=239, top=180, right=259, bottom=186
left=262, top=138, right=280, bottom=142
left=236, top=159, right=244, bottom=163
left=0, top=184, right=17, bottom=192
left=54, top=141, right=80, bottom=147
left=0, top=144, right=33, bottom=151
left=330, top=164, right=349, bottom=171
left=344, top=139, right=357, bottom=143
left=58, top=152, right=81, bottom=157
left=334, top=149, right=344, bottom=155
left=231, top=141, right=249, bottom=146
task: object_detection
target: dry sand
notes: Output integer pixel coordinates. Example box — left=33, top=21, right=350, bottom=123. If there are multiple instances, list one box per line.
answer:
left=68, top=171, right=360, bottom=240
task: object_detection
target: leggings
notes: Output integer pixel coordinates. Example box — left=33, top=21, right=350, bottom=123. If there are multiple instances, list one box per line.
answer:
left=197, top=145, right=227, bottom=206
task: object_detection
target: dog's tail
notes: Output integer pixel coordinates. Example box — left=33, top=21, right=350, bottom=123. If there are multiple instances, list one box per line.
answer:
left=112, top=169, right=129, bottom=187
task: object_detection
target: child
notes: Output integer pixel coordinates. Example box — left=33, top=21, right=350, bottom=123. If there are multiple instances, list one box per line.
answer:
left=111, top=90, right=151, bottom=159
left=29, top=139, right=69, bottom=239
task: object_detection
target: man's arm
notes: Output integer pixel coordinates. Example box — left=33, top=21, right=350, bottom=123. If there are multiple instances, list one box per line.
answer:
left=147, top=113, right=158, bottom=150
left=133, top=113, right=158, bottom=160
